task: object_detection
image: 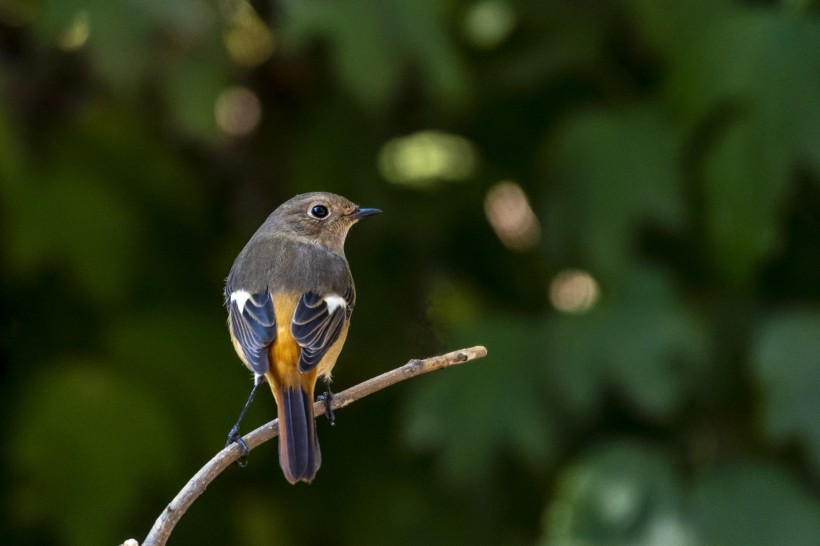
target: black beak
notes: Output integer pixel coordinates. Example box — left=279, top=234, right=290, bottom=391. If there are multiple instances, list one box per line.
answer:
left=350, top=207, right=382, bottom=220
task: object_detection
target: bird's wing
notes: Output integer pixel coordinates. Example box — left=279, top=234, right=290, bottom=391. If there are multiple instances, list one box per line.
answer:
left=291, top=286, right=354, bottom=372
left=227, top=288, right=277, bottom=375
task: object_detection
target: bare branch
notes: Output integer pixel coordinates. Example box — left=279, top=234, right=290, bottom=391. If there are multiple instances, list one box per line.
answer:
left=139, top=345, right=487, bottom=546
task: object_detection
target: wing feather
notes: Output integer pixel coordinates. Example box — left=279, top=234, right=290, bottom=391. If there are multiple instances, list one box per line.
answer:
left=227, top=288, right=276, bottom=375
left=291, top=289, right=351, bottom=372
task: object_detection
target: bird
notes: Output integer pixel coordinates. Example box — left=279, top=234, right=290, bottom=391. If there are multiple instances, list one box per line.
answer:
left=224, top=192, right=380, bottom=484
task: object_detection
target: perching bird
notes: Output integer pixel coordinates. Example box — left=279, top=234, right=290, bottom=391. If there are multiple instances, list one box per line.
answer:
left=224, top=192, right=380, bottom=483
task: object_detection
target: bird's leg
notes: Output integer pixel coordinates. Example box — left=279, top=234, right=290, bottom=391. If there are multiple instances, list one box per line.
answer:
left=226, top=376, right=265, bottom=467
left=318, top=377, right=336, bottom=425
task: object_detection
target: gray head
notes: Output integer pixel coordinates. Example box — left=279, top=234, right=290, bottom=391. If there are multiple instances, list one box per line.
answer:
left=262, top=192, right=381, bottom=255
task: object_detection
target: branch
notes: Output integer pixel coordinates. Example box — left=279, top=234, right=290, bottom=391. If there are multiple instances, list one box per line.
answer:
left=137, top=346, right=487, bottom=546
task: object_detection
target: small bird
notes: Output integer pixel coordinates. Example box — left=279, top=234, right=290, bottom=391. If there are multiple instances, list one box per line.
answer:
left=224, top=192, right=380, bottom=483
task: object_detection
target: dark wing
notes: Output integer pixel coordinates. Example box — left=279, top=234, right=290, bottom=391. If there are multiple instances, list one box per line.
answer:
left=227, top=288, right=276, bottom=375
left=343, top=283, right=355, bottom=320
left=291, top=288, right=353, bottom=372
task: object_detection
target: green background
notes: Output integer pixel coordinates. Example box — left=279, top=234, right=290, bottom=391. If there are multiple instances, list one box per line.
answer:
left=2, top=0, right=820, bottom=544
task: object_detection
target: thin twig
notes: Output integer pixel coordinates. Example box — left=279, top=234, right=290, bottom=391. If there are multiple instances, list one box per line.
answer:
left=137, top=346, right=487, bottom=546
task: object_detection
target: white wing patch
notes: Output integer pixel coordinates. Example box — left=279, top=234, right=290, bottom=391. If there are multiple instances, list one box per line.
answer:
left=230, top=289, right=252, bottom=314
left=324, top=295, right=346, bottom=315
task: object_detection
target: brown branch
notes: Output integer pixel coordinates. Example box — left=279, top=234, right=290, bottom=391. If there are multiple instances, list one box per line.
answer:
left=138, top=346, right=488, bottom=546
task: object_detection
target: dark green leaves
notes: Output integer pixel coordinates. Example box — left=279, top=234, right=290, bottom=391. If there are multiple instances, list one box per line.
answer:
left=548, top=268, right=708, bottom=421
left=632, top=1, right=820, bottom=285
left=403, top=317, right=559, bottom=487
left=541, top=442, right=686, bottom=545
left=753, top=311, right=820, bottom=474
left=690, top=462, right=820, bottom=545
left=541, top=444, right=820, bottom=546
left=545, top=106, right=684, bottom=280
left=285, top=0, right=468, bottom=110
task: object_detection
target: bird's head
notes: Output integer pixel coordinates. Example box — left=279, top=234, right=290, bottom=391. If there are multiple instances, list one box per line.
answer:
left=267, top=192, right=381, bottom=254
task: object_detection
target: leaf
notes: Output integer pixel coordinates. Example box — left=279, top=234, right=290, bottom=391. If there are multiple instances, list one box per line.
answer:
left=402, top=316, right=560, bottom=487
left=284, top=0, right=467, bottom=110
left=544, top=105, right=684, bottom=280
left=8, top=363, right=182, bottom=546
left=702, top=115, right=790, bottom=285
left=35, top=0, right=218, bottom=90
left=547, top=267, right=709, bottom=422
left=630, top=2, right=820, bottom=283
left=752, top=310, right=820, bottom=475
left=689, top=462, right=820, bottom=545
left=541, top=440, right=694, bottom=546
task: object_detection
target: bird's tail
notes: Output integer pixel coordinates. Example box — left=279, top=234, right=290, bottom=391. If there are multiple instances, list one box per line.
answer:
left=276, top=384, right=321, bottom=484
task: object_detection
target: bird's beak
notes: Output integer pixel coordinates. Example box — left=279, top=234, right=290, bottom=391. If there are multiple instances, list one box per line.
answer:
left=349, top=207, right=382, bottom=220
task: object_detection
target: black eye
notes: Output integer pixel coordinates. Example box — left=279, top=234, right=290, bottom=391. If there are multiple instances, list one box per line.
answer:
left=309, top=205, right=329, bottom=219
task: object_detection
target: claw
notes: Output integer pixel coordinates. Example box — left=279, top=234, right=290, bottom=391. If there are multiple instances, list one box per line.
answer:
left=226, top=426, right=250, bottom=467
left=318, top=388, right=336, bottom=425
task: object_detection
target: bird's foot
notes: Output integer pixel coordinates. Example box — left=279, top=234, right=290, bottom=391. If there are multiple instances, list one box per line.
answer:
left=318, top=389, right=336, bottom=425
left=226, top=426, right=250, bottom=467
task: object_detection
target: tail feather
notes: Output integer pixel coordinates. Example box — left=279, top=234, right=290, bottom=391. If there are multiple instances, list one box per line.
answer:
left=278, top=386, right=321, bottom=484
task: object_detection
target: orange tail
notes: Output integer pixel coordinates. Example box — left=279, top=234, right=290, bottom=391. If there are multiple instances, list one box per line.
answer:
left=276, top=385, right=321, bottom=484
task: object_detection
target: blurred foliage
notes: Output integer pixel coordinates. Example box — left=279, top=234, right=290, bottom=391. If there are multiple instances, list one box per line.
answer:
left=1, top=0, right=820, bottom=544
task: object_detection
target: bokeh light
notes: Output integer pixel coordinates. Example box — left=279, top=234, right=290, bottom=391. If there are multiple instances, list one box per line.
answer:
left=223, top=0, right=275, bottom=67
left=378, top=130, right=477, bottom=187
left=59, top=11, right=90, bottom=51
left=214, top=86, right=262, bottom=136
left=462, top=0, right=516, bottom=49
left=484, top=181, right=541, bottom=251
left=549, top=269, right=600, bottom=314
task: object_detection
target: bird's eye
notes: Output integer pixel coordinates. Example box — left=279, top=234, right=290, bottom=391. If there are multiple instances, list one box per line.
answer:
left=309, top=204, right=329, bottom=219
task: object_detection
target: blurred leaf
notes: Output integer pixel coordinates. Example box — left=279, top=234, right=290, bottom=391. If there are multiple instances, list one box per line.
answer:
left=657, top=6, right=820, bottom=144
left=544, top=106, right=684, bottom=280
left=631, top=2, right=820, bottom=283
left=403, top=316, right=559, bottom=487
left=548, top=267, right=709, bottom=421
left=285, top=0, right=395, bottom=108
left=541, top=440, right=694, bottom=546
left=36, top=0, right=217, bottom=89
left=702, top=115, right=789, bottom=285
left=490, top=2, right=614, bottom=91
left=9, top=363, right=182, bottom=545
left=387, top=0, right=467, bottom=107
left=285, top=0, right=467, bottom=110
left=752, top=310, right=820, bottom=474
left=689, top=462, right=820, bottom=545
